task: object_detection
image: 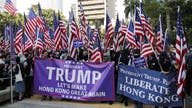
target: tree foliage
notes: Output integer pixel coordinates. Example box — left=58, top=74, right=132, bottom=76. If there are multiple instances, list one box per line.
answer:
left=31, top=4, right=66, bottom=29
left=0, top=12, right=23, bottom=36
left=124, top=0, right=192, bottom=46
left=0, top=4, right=66, bottom=37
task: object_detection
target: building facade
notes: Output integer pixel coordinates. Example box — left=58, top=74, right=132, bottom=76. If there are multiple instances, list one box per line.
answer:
left=77, top=0, right=125, bottom=26
left=78, top=0, right=105, bottom=21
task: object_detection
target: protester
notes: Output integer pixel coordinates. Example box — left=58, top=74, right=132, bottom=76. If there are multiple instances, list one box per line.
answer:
left=82, top=49, right=88, bottom=61
left=103, top=51, right=114, bottom=105
left=41, top=50, right=53, bottom=101
left=129, top=49, right=144, bottom=108
left=23, top=51, right=34, bottom=98
left=14, top=56, right=25, bottom=101
left=153, top=51, right=171, bottom=108
left=118, top=49, right=131, bottom=107
left=0, top=51, right=7, bottom=90
left=185, top=49, right=192, bottom=98
left=59, top=50, right=68, bottom=60
left=147, top=54, right=161, bottom=71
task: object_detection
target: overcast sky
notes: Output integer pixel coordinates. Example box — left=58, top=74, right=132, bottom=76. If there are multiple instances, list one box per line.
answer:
left=16, top=0, right=76, bottom=19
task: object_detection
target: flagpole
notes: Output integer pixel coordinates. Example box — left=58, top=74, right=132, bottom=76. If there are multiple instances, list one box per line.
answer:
left=163, top=29, right=168, bottom=52
left=137, top=3, right=163, bottom=71
left=142, top=26, right=164, bottom=71
left=149, top=39, right=163, bottom=71
left=87, top=39, right=90, bottom=62
left=9, top=22, right=14, bottom=104
left=118, top=37, right=125, bottom=64
left=142, top=26, right=163, bottom=71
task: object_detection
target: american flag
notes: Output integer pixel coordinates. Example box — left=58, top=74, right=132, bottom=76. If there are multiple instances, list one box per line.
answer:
left=34, top=27, right=45, bottom=52
left=115, top=20, right=127, bottom=52
left=113, top=14, right=121, bottom=52
left=22, top=14, right=33, bottom=53
left=44, top=26, right=54, bottom=50
left=25, top=8, right=38, bottom=44
left=4, top=25, right=11, bottom=50
left=135, top=35, right=141, bottom=49
left=87, top=24, right=93, bottom=56
left=134, top=8, right=144, bottom=38
left=4, top=0, right=17, bottom=16
left=9, top=23, right=15, bottom=58
left=141, top=36, right=154, bottom=58
left=58, top=12, right=68, bottom=50
left=21, top=32, right=33, bottom=53
left=139, top=2, right=154, bottom=45
left=14, top=21, right=23, bottom=54
left=49, top=27, right=54, bottom=39
left=90, top=25, right=103, bottom=62
left=163, top=29, right=169, bottom=52
left=79, top=2, right=89, bottom=48
left=125, top=19, right=138, bottom=49
left=52, top=11, right=58, bottom=46
left=53, top=12, right=68, bottom=52
left=104, top=12, right=114, bottom=52
left=68, top=11, right=78, bottom=60
left=176, top=6, right=188, bottom=97
left=37, top=3, right=45, bottom=32
left=156, top=14, right=164, bottom=54
left=53, top=11, right=58, bottom=32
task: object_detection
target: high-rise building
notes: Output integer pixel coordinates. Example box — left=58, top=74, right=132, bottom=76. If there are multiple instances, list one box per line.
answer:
left=78, top=0, right=105, bottom=20
left=38, top=0, right=63, bottom=13
left=77, top=0, right=125, bottom=26
left=78, top=0, right=105, bottom=27
left=0, top=0, right=5, bottom=12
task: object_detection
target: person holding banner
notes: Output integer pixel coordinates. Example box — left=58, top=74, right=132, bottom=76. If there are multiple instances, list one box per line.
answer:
left=118, top=49, right=131, bottom=106
left=154, top=52, right=170, bottom=108
left=103, top=52, right=114, bottom=105
left=23, top=51, right=34, bottom=98
left=41, top=50, right=53, bottom=101
left=129, top=49, right=144, bottom=108
left=152, top=51, right=182, bottom=108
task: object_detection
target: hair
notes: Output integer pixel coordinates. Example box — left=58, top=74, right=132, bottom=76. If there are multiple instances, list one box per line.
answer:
left=16, top=56, right=20, bottom=63
left=24, top=52, right=29, bottom=57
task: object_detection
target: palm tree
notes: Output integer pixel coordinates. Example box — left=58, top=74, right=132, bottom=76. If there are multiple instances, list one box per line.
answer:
left=123, top=0, right=138, bottom=18
left=159, top=0, right=171, bottom=32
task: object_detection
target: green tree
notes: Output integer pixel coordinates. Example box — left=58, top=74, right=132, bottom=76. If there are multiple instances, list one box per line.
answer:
left=0, top=4, right=67, bottom=38
left=163, top=0, right=192, bottom=46
left=124, top=0, right=192, bottom=46
left=0, top=12, right=23, bottom=37
left=31, top=4, right=66, bottom=29
left=124, top=0, right=138, bottom=18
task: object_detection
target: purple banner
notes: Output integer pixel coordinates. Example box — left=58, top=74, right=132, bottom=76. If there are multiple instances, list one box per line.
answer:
left=34, top=58, right=115, bottom=101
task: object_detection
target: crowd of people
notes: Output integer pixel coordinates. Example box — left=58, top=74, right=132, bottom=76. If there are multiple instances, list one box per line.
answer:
left=0, top=50, right=34, bottom=100
left=0, top=44, right=192, bottom=108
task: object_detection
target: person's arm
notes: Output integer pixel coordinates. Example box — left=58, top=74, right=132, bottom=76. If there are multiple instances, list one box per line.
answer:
left=14, top=65, right=19, bottom=74
left=161, top=71, right=169, bottom=74
left=23, top=61, right=28, bottom=69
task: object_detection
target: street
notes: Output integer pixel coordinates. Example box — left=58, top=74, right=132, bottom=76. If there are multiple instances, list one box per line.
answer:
left=1, top=95, right=192, bottom=108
